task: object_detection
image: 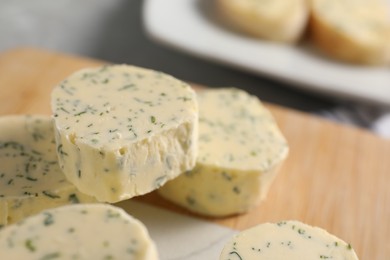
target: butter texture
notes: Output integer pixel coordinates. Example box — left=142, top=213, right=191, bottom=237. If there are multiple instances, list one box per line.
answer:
left=0, top=115, right=95, bottom=227
left=158, top=88, right=288, bottom=217
left=0, top=204, right=159, bottom=260
left=51, top=65, right=198, bottom=202
left=220, top=220, right=359, bottom=260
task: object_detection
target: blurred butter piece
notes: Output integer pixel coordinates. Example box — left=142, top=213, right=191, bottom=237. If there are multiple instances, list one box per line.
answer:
left=310, top=0, right=390, bottom=65
left=216, top=0, right=308, bottom=43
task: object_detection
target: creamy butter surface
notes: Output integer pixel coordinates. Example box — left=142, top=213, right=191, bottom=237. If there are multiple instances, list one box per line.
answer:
left=220, top=220, right=359, bottom=260
left=51, top=65, right=198, bottom=202
left=0, top=115, right=95, bottom=227
left=0, top=204, right=159, bottom=260
left=159, top=88, right=288, bottom=217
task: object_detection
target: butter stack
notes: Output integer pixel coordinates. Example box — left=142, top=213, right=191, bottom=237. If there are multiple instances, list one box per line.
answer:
left=0, top=64, right=200, bottom=259
left=0, top=64, right=199, bottom=219
left=0, top=64, right=293, bottom=258
left=0, top=64, right=289, bottom=219
left=49, top=65, right=288, bottom=217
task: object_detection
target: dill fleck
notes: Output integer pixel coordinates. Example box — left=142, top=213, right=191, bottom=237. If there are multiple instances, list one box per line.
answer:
left=25, top=239, right=36, bottom=252
left=186, top=196, right=196, bottom=206
left=229, top=252, right=242, bottom=260
left=43, top=212, right=54, bottom=226
left=26, top=176, right=37, bottom=182
left=118, top=84, right=134, bottom=91
left=60, top=107, right=70, bottom=114
left=106, top=210, right=120, bottom=219
left=40, top=252, right=61, bottom=260
left=74, top=111, right=87, bottom=116
left=68, top=194, right=80, bottom=204
left=233, top=186, right=241, bottom=194
left=221, top=172, right=232, bottom=181
left=42, top=191, right=60, bottom=199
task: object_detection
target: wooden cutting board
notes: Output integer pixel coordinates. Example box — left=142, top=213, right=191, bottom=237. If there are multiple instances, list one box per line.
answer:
left=0, top=48, right=389, bottom=259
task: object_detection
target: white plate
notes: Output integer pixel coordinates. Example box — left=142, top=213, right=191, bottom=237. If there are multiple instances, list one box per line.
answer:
left=143, top=0, right=390, bottom=106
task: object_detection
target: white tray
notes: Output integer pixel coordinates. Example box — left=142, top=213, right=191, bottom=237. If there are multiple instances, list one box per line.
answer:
left=143, top=0, right=390, bottom=106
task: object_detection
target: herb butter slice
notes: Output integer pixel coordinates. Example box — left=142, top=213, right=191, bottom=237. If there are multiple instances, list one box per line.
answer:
left=51, top=65, right=198, bottom=203
left=220, top=220, right=359, bottom=260
left=0, top=115, right=95, bottom=227
left=216, top=0, right=308, bottom=42
left=0, top=204, right=159, bottom=260
left=158, top=88, right=288, bottom=217
left=311, top=0, right=390, bottom=65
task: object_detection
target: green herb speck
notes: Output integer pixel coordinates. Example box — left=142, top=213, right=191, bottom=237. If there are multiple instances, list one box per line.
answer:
left=26, top=176, right=38, bottom=182
left=40, top=252, right=61, bottom=260
left=229, top=252, right=242, bottom=260
left=74, top=111, right=87, bottom=116
left=25, top=239, right=36, bottom=252
left=68, top=194, right=80, bottom=204
left=233, top=186, right=240, bottom=194
left=186, top=196, right=195, bottom=206
left=106, top=210, right=120, bottom=219
left=222, top=172, right=232, bottom=181
left=118, top=84, right=134, bottom=91
left=43, top=212, right=54, bottom=226
left=42, top=191, right=60, bottom=199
